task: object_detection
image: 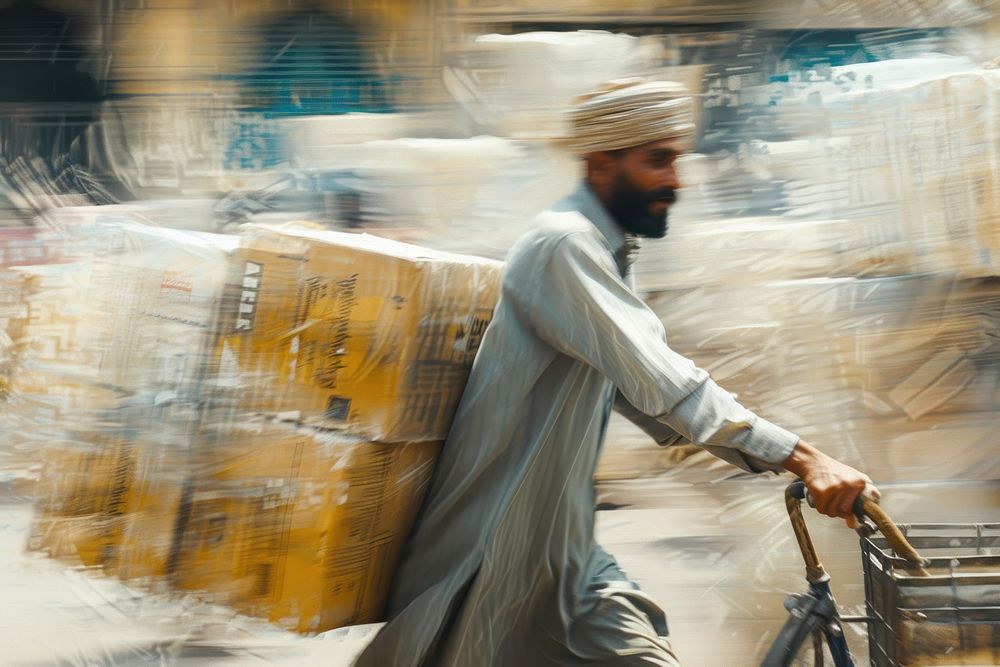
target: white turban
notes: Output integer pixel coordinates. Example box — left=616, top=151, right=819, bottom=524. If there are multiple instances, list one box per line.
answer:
left=563, top=77, right=696, bottom=154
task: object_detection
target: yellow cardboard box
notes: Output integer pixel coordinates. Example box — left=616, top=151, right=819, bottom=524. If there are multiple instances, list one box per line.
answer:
left=28, top=434, right=135, bottom=568
left=113, top=441, right=190, bottom=585
left=213, top=225, right=501, bottom=442
left=173, top=422, right=440, bottom=633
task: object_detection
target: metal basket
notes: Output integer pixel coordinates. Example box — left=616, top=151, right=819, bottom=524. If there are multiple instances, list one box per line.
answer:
left=860, top=522, right=1000, bottom=666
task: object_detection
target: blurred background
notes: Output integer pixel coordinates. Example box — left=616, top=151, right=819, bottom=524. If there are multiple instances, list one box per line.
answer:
left=0, top=1, right=998, bottom=665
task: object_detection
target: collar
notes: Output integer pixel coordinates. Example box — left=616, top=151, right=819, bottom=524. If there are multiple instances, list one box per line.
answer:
left=552, top=182, right=638, bottom=277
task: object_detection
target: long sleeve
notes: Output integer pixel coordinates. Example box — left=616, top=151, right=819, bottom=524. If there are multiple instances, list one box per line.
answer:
left=612, top=390, right=792, bottom=475
left=612, top=389, right=685, bottom=447
left=505, top=230, right=798, bottom=469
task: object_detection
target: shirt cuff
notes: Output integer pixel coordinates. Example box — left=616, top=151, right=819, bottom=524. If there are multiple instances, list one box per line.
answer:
left=739, top=416, right=799, bottom=466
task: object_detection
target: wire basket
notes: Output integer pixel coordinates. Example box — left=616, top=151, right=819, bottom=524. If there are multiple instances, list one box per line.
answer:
left=860, top=522, right=1000, bottom=666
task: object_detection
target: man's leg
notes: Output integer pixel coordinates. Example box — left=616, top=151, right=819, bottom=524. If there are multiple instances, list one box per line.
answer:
left=566, top=545, right=682, bottom=666
left=570, top=588, right=682, bottom=666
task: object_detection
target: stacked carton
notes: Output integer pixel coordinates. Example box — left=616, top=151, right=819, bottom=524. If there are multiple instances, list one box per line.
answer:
left=749, top=61, right=1000, bottom=278
left=7, top=225, right=233, bottom=434
left=172, top=225, right=500, bottom=630
left=167, top=421, right=440, bottom=632
left=830, top=68, right=999, bottom=277
left=16, top=224, right=233, bottom=567
left=15, top=218, right=502, bottom=633
left=28, top=433, right=136, bottom=567
left=211, top=224, right=500, bottom=441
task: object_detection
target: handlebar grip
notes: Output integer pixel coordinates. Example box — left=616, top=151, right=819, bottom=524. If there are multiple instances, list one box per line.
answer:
left=857, top=495, right=930, bottom=573
left=788, top=480, right=929, bottom=575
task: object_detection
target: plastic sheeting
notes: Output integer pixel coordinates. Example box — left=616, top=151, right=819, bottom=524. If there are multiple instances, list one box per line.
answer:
left=0, top=219, right=500, bottom=659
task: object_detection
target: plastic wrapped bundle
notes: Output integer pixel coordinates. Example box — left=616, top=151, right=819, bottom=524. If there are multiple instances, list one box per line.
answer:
left=13, top=223, right=234, bottom=568
left=31, top=415, right=443, bottom=633
left=9, top=225, right=235, bottom=416
left=751, top=59, right=1000, bottom=277
left=639, top=274, right=1000, bottom=482
left=211, top=223, right=502, bottom=442
left=166, top=420, right=440, bottom=633
left=9, top=216, right=502, bottom=634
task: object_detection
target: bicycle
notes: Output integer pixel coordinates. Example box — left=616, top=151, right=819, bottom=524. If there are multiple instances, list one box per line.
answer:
left=761, top=480, right=930, bottom=667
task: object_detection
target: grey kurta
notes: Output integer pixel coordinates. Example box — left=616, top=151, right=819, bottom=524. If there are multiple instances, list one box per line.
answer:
left=354, top=184, right=799, bottom=667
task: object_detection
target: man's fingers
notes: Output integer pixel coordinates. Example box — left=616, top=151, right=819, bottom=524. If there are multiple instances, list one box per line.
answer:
left=812, top=487, right=863, bottom=519
left=839, top=488, right=861, bottom=517
left=864, top=482, right=881, bottom=503
left=812, top=491, right=831, bottom=516
left=812, top=488, right=841, bottom=518
left=798, top=454, right=876, bottom=525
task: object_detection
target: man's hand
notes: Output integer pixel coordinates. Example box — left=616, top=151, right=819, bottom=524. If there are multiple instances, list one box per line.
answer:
left=781, top=439, right=878, bottom=529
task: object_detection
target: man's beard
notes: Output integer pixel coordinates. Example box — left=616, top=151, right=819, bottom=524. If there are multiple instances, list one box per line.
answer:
left=605, top=179, right=677, bottom=239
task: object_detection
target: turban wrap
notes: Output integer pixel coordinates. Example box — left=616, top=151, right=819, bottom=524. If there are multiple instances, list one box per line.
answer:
left=564, top=77, right=695, bottom=154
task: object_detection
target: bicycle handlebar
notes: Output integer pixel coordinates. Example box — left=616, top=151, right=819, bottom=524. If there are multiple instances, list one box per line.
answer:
left=786, top=480, right=929, bottom=580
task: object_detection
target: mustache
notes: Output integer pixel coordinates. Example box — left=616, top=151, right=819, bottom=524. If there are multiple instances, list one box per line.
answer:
left=648, top=188, right=678, bottom=204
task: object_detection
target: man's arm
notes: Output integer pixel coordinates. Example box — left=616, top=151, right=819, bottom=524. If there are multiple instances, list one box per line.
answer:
left=504, top=231, right=795, bottom=467
left=612, top=390, right=685, bottom=447
left=614, top=389, right=784, bottom=474
left=506, top=230, right=877, bottom=519
left=615, top=390, right=877, bottom=521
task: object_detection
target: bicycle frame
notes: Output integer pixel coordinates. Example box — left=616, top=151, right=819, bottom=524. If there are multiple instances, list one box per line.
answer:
left=765, top=577, right=854, bottom=667
left=760, top=482, right=856, bottom=667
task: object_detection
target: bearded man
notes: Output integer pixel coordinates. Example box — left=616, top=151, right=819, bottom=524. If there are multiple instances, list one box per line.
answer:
left=353, top=78, right=874, bottom=667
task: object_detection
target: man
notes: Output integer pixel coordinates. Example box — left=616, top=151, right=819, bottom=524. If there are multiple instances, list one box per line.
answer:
left=354, top=78, right=874, bottom=666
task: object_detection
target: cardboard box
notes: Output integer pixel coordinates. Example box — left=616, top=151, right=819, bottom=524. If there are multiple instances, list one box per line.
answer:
left=763, top=66, right=1000, bottom=278
left=213, top=225, right=501, bottom=442
left=173, top=422, right=440, bottom=632
left=12, top=222, right=498, bottom=442
left=10, top=226, right=234, bottom=398
left=4, top=225, right=235, bottom=468
left=28, top=434, right=136, bottom=568
left=85, top=225, right=236, bottom=393
left=113, top=442, right=190, bottom=585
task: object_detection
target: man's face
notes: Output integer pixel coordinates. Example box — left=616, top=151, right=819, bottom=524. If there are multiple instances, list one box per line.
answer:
left=603, top=138, right=685, bottom=239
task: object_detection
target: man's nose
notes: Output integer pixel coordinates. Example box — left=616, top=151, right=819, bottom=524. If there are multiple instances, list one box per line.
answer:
left=664, top=163, right=681, bottom=190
